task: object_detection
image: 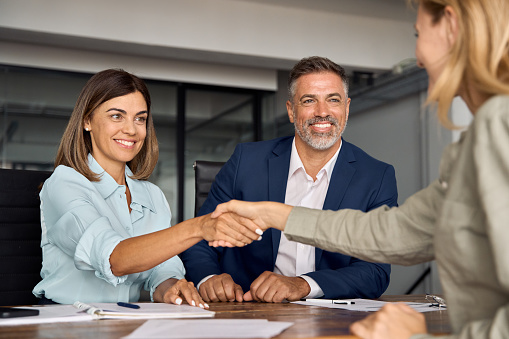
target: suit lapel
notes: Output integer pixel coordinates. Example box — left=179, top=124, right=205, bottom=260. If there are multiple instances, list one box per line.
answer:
left=316, top=140, right=357, bottom=265
left=268, top=138, right=292, bottom=267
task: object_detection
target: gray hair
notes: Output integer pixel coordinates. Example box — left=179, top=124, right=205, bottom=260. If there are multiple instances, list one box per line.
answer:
left=288, top=56, right=349, bottom=104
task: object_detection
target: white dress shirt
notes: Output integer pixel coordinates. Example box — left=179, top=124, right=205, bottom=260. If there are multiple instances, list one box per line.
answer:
left=198, top=139, right=341, bottom=297
left=273, top=139, right=341, bottom=298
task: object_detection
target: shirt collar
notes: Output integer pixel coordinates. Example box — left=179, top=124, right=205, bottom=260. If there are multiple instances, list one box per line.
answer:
left=87, top=154, right=156, bottom=213
left=288, top=138, right=342, bottom=182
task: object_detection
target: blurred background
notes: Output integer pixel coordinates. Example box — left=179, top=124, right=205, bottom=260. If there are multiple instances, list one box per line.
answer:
left=0, top=0, right=472, bottom=295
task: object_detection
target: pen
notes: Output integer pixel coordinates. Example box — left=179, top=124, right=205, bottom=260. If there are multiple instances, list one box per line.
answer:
left=117, top=302, right=140, bottom=309
left=302, top=299, right=355, bottom=305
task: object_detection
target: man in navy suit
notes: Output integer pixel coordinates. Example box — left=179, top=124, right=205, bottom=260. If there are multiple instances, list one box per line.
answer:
left=181, top=56, right=397, bottom=303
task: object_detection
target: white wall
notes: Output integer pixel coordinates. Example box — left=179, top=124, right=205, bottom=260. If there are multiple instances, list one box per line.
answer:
left=0, top=0, right=416, bottom=86
left=0, top=41, right=277, bottom=90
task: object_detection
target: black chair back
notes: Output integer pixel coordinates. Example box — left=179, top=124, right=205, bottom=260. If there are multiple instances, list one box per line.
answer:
left=0, top=168, right=52, bottom=306
left=193, top=161, right=225, bottom=217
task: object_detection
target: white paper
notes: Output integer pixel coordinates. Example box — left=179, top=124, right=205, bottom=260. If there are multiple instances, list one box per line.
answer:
left=292, top=298, right=445, bottom=313
left=123, top=319, right=294, bottom=339
left=78, top=302, right=215, bottom=319
left=0, top=303, right=214, bottom=326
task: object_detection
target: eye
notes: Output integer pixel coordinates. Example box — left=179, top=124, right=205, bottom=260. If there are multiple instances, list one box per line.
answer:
left=135, top=116, right=147, bottom=124
left=301, top=98, right=316, bottom=106
left=110, top=114, right=122, bottom=120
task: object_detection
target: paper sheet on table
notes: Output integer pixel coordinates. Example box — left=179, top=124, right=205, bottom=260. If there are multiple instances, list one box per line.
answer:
left=0, top=303, right=214, bottom=326
left=123, top=319, right=294, bottom=338
left=292, top=299, right=445, bottom=313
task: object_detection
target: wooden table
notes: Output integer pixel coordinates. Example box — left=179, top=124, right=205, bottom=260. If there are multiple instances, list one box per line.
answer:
left=0, top=295, right=450, bottom=339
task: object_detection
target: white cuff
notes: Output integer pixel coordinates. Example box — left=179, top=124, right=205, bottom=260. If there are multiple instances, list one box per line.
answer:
left=299, top=275, right=324, bottom=299
left=197, top=274, right=216, bottom=291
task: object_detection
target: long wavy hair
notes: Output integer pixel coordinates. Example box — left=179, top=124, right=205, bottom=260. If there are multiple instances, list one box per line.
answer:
left=412, top=0, right=509, bottom=128
left=54, top=69, right=158, bottom=181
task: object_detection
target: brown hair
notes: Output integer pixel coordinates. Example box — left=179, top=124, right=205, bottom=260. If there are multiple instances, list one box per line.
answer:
left=54, top=69, right=158, bottom=181
left=411, top=0, right=509, bottom=128
left=288, top=56, right=349, bottom=104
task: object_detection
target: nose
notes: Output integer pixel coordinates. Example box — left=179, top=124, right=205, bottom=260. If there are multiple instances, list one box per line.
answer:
left=315, top=100, right=329, bottom=117
left=122, top=119, right=137, bottom=135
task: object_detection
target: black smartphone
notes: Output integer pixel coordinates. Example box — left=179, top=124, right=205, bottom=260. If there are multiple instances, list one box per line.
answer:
left=0, top=307, right=39, bottom=318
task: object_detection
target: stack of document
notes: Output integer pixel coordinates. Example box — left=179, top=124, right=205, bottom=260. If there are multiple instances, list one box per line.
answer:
left=0, top=303, right=214, bottom=326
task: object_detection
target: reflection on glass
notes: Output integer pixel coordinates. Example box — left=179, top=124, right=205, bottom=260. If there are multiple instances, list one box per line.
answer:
left=184, top=90, right=255, bottom=220
left=0, top=67, right=89, bottom=171
left=145, top=82, right=178, bottom=226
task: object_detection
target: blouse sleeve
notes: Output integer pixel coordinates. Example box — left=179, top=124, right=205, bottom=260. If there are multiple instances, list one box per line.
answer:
left=41, top=166, right=128, bottom=286
left=284, top=176, right=443, bottom=266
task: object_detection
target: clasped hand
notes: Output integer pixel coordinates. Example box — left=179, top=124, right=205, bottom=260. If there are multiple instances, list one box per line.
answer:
left=206, top=200, right=291, bottom=248
left=200, top=211, right=261, bottom=247
left=199, top=272, right=310, bottom=303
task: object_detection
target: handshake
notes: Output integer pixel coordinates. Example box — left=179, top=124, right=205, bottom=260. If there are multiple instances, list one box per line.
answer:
left=200, top=200, right=293, bottom=248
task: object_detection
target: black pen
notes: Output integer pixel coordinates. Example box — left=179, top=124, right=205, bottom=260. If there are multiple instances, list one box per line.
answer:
left=301, top=298, right=356, bottom=305
left=117, top=302, right=140, bottom=309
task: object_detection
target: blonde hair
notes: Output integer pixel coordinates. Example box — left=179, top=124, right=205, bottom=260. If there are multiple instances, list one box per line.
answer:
left=55, top=69, right=159, bottom=181
left=412, top=0, right=509, bottom=128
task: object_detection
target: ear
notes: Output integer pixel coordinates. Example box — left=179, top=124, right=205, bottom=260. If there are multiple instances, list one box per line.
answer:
left=83, top=118, right=91, bottom=131
left=443, top=5, right=459, bottom=45
left=286, top=100, right=294, bottom=123
left=345, top=98, right=351, bottom=121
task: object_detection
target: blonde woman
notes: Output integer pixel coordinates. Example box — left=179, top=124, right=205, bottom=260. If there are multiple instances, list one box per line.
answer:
left=211, top=0, right=509, bottom=338
left=33, top=69, right=258, bottom=306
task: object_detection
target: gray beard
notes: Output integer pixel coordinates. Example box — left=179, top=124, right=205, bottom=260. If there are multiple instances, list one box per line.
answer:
left=294, top=116, right=345, bottom=151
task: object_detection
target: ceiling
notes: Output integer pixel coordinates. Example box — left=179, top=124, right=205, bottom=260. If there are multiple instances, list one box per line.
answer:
left=233, top=0, right=416, bottom=22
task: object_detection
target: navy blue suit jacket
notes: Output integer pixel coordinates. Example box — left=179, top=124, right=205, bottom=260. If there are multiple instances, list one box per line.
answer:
left=181, top=136, right=398, bottom=299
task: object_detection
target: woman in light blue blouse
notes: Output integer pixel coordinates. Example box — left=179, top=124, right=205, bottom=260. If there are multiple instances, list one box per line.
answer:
left=33, top=69, right=259, bottom=306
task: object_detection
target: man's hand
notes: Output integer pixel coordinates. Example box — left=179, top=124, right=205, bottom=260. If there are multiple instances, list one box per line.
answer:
left=153, top=278, right=209, bottom=309
left=211, top=200, right=292, bottom=232
left=243, top=271, right=311, bottom=303
left=199, top=273, right=244, bottom=302
left=350, top=303, right=427, bottom=339
left=200, top=212, right=260, bottom=247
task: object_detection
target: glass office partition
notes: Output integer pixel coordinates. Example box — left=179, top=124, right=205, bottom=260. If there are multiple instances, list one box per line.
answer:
left=184, top=89, right=255, bottom=220
left=143, top=82, right=178, bottom=225
left=0, top=67, right=89, bottom=170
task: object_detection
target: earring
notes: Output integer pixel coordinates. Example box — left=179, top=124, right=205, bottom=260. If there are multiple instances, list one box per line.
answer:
left=85, top=128, right=89, bottom=131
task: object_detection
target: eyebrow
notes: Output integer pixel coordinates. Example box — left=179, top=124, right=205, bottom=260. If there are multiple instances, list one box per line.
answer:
left=106, top=108, right=148, bottom=115
left=299, top=93, right=343, bottom=100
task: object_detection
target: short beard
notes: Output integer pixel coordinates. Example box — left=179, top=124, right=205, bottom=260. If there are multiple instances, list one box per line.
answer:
left=294, top=114, right=345, bottom=151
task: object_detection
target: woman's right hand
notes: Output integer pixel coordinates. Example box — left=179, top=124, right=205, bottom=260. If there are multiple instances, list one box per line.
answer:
left=208, top=200, right=293, bottom=247
left=199, top=212, right=261, bottom=247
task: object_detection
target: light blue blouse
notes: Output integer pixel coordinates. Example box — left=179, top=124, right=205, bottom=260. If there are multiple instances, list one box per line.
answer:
left=33, top=154, right=185, bottom=304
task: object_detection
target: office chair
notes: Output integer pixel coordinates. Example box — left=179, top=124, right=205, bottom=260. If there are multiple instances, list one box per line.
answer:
left=193, top=161, right=225, bottom=217
left=0, top=168, right=52, bottom=306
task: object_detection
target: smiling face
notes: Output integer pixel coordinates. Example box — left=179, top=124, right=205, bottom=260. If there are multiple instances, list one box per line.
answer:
left=84, top=91, right=148, bottom=176
left=415, top=6, right=452, bottom=93
left=287, top=72, right=350, bottom=152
